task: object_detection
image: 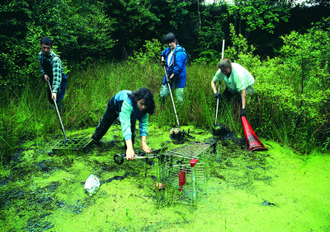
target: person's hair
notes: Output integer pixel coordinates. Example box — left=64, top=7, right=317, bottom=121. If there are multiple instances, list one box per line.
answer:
left=40, top=37, right=53, bottom=46
left=164, top=32, right=178, bottom=44
left=218, top=57, right=232, bottom=69
left=128, top=87, right=155, bottom=115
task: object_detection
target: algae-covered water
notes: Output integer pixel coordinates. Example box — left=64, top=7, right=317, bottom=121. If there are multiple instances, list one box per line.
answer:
left=1, top=124, right=329, bottom=232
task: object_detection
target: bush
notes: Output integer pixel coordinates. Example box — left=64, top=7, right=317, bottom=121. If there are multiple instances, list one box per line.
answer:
left=0, top=0, right=116, bottom=91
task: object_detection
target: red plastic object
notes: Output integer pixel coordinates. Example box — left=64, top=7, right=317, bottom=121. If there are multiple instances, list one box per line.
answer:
left=178, top=169, right=186, bottom=192
left=189, top=159, right=198, bottom=167
left=241, top=116, right=267, bottom=151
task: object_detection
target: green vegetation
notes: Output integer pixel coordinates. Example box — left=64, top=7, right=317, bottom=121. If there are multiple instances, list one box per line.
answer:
left=2, top=17, right=329, bottom=166
left=1, top=0, right=329, bottom=231
left=1, top=0, right=329, bottom=90
left=1, top=126, right=329, bottom=231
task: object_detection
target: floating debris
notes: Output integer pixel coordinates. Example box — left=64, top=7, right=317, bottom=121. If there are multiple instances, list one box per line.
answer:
left=84, top=174, right=100, bottom=196
left=262, top=200, right=275, bottom=206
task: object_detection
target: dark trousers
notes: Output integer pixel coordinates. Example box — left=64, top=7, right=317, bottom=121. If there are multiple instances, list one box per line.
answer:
left=92, top=96, right=136, bottom=145
left=223, top=88, right=240, bottom=102
left=47, top=75, right=68, bottom=104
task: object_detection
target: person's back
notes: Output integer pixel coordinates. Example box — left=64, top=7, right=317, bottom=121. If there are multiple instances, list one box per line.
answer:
left=222, top=63, right=254, bottom=94
left=211, top=58, right=255, bottom=118
left=113, top=90, right=146, bottom=123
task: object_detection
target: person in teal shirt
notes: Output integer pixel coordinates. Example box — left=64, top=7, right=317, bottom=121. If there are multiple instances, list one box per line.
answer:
left=211, top=58, right=255, bottom=117
left=92, top=87, right=155, bottom=160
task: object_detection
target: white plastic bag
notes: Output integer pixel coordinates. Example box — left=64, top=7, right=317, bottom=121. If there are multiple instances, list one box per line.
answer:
left=84, top=174, right=100, bottom=196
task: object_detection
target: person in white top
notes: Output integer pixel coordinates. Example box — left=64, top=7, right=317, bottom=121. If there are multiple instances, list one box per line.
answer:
left=211, top=58, right=255, bottom=117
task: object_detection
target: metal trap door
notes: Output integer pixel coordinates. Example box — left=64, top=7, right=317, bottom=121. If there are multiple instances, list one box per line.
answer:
left=160, top=160, right=207, bottom=203
left=52, top=136, right=93, bottom=155
left=160, top=163, right=188, bottom=189
left=178, top=163, right=207, bottom=198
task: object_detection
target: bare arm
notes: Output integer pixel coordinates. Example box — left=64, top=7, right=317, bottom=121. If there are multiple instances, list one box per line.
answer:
left=125, top=139, right=136, bottom=160
left=241, top=89, right=246, bottom=109
left=211, top=80, right=219, bottom=94
left=141, top=135, right=152, bottom=153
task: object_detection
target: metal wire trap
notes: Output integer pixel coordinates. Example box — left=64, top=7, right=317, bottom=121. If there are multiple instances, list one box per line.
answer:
left=162, top=141, right=215, bottom=160
left=159, top=141, right=215, bottom=204
left=52, top=136, right=93, bottom=155
left=160, top=159, right=207, bottom=204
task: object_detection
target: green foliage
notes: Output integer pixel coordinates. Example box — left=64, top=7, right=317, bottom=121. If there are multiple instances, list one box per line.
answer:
left=167, top=1, right=190, bottom=29
left=102, top=0, right=160, bottom=59
left=0, top=0, right=115, bottom=91
left=1, top=0, right=330, bottom=163
left=224, top=24, right=259, bottom=64
left=277, top=17, right=330, bottom=122
left=195, top=49, right=221, bottom=66
left=128, top=39, right=166, bottom=70
left=0, top=2, right=35, bottom=89
left=55, top=1, right=116, bottom=64
left=248, top=18, right=330, bottom=152
left=194, top=5, right=227, bottom=65
left=195, top=23, right=259, bottom=65
left=227, top=0, right=291, bottom=37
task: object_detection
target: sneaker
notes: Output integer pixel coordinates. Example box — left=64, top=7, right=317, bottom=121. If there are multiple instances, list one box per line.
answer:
left=49, top=105, right=55, bottom=109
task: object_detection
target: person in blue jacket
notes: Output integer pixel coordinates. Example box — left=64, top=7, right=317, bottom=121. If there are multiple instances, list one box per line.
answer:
left=92, top=87, right=156, bottom=160
left=160, top=32, right=187, bottom=104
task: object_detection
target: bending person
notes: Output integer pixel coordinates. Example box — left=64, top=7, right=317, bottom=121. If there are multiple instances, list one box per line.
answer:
left=211, top=58, right=255, bottom=117
left=92, top=87, right=155, bottom=160
left=160, top=32, right=187, bottom=105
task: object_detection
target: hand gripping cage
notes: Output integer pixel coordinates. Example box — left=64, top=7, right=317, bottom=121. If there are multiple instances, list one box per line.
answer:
left=159, top=141, right=215, bottom=203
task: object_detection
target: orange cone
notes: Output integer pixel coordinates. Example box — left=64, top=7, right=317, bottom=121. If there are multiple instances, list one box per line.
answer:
left=241, top=116, right=267, bottom=151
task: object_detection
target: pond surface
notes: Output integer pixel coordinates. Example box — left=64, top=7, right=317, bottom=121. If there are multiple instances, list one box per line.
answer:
left=1, top=124, right=329, bottom=231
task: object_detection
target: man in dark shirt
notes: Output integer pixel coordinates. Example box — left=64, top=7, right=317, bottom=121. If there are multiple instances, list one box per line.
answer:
left=38, top=37, right=67, bottom=110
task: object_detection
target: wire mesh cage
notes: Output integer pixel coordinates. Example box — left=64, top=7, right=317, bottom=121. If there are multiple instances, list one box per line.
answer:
left=160, top=160, right=207, bottom=202
left=163, top=141, right=215, bottom=160
left=52, top=135, right=93, bottom=155
left=159, top=141, right=215, bottom=203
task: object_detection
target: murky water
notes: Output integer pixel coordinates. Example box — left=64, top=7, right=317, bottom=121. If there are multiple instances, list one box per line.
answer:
left=1, top=124, right=329, bottom=231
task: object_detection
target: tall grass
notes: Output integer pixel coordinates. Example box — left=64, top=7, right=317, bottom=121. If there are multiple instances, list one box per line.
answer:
left=0, top=61, right=243, bottom=165
left=1, top=56, right=328, bottom=166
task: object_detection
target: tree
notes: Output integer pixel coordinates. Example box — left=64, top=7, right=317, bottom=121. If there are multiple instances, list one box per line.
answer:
left=0, top=0, right=116, bottom=91
left=227, top=0, right=292, bottom=39
left=103, top=0, right=160, bottom=59
left=194, top=3, right=227, bottom=63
